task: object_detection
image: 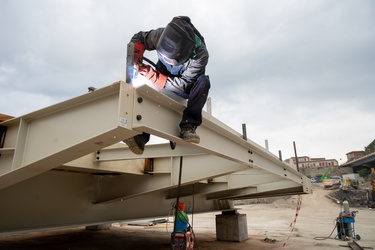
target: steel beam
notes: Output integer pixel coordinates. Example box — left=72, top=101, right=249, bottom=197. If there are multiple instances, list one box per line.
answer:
left=0, top=82, right=139, bottom=189
left=0, top=81, right=312, bottom=234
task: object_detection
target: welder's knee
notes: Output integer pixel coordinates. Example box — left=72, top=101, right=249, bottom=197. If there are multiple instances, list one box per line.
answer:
left=197, top=75, right=211, bottom=90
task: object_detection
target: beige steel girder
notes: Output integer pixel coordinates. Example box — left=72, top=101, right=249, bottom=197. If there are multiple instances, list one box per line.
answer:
left=0, top=81, right=311, bottom=234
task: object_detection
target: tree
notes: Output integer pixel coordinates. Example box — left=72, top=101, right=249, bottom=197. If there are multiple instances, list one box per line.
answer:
left=364, top=139, right=375, bottom=155
left=358, top=168, right=371, bottom=179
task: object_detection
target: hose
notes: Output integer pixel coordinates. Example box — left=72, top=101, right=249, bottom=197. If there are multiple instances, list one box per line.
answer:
left=313, top=218, right=339, bottom=240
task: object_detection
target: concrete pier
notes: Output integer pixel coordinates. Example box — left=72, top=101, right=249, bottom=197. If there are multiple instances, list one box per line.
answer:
left=215, top=210, right=248, bottom=242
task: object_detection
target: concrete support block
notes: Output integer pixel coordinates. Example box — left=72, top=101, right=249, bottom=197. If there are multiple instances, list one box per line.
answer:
left=215, top=211, right=248, bottom=242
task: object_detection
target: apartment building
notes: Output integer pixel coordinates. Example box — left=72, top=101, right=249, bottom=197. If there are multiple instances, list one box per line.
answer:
left=285, top=156, right=339, bottom=169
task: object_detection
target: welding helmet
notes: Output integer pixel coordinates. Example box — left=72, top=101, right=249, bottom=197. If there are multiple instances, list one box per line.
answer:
left=157, top=16, right=196, bottom=66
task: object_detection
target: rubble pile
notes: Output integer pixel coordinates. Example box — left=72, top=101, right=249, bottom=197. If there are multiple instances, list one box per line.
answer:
left=329, top=189, right=368, bottom=207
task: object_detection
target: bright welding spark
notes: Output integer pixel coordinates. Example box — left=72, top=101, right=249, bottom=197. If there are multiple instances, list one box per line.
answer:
left=132, top=74, right=149, bottom=88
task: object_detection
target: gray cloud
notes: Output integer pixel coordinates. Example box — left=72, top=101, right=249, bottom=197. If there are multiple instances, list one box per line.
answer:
left=1, top=0, right=374, bottom=162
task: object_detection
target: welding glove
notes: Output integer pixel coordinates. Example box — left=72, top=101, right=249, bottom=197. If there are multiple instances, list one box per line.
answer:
left=133, top=42, right=145, bottom=64
left=137, top=64, right=167, bottom=89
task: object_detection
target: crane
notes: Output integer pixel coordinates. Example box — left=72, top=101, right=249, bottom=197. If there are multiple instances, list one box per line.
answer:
left=320, top=167, right=332, bottom=182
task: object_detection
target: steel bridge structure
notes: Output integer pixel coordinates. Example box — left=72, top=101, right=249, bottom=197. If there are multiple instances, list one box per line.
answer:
left=0, top=81, right=311, bottom=234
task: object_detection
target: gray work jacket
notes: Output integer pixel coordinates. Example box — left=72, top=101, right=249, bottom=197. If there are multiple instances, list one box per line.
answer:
left=131, top=28, right=209, bottom=94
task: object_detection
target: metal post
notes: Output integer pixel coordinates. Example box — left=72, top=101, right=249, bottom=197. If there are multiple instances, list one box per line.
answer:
left=206, top=97, right=212, bottom=116
left=293, top=141, right=300, bottom=172
left=278, top=150, right=283, bottom=161
left=242, top=123, right=247, bottom=141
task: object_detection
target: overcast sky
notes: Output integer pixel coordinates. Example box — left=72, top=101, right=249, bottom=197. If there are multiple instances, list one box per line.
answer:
left=1, top=0, right=374, bottom=163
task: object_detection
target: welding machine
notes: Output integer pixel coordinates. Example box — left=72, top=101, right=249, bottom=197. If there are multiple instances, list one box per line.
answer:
left=336, top=200, right=360, bottom=240
left=171, top=231, right=194, bottom=250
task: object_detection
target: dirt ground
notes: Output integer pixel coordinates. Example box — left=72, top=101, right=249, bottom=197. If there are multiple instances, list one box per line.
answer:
left=0, top=183, right=374, bottom=249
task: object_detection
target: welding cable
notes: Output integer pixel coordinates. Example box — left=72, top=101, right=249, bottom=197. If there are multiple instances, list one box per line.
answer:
left=170, top=156, right=185, bottom=249
left=173, top=156, right=184, bottom=233
left=313, top=218, right=339, bottom=240
left=171, top=159, right=200, bottom=250
left=143, top=57, right=157, bottom=68
left=165, top=203, right=175, bottom=233
left=190, top=183, right=200, bottom=250
left=186, top=216, right=200, bottom=250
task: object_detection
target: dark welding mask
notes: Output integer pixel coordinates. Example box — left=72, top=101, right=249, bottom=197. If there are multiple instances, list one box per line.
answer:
left=157, top=16, right=196, bottom=66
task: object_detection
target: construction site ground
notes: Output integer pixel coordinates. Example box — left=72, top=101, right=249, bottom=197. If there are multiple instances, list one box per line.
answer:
left=0, top=183, right=374, bottom=249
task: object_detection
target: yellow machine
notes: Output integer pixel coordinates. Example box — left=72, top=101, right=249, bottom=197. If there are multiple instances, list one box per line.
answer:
left=342, top=177, right=359, bottom=190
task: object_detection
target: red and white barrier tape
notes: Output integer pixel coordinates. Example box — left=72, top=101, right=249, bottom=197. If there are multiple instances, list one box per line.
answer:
left=283, top=194, right=302, bottom=247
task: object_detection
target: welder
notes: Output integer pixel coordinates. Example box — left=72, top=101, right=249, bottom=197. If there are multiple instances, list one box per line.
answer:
left=124, top=16, right=210, bottom=155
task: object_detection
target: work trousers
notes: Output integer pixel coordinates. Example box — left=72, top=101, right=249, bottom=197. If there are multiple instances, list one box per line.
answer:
left=139, top=74, right=210, bottom=144
left=179, top=74, right=211, bottom=128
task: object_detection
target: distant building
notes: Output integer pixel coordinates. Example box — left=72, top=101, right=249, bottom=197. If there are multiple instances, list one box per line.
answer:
left=285, top=156, right=339, bottom=169
left=346, top=151, right=365, bottom=162
left=285, top=156, right=351, bottom=178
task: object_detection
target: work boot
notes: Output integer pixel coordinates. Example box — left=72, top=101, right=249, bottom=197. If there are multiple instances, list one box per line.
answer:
left=179, top=125, right=200, bottom=144
left=123, top=134, right=147, bottom=155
